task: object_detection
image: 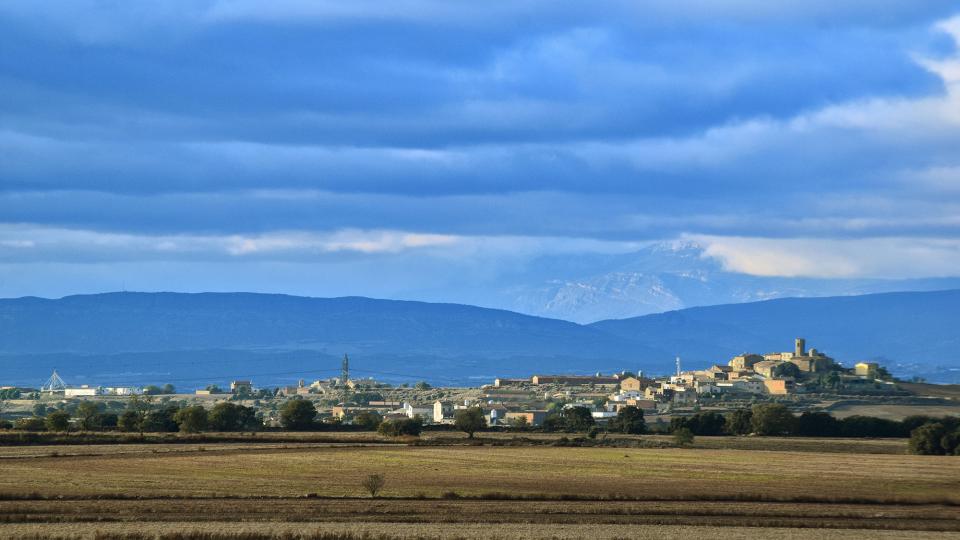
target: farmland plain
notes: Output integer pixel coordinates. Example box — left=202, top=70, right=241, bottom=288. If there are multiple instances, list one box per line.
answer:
left=0, top=435, right=958, bottom=539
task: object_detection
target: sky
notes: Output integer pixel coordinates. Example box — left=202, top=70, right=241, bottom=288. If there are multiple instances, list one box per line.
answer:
left=2, top=1, right=960, bottom=301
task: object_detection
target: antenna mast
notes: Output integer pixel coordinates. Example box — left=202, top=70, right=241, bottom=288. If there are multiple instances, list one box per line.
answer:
left=675, top=356, right=681, bottom=378
left=42, top=369, right=67, bottom=392
left=341, top=354, right=350, bottom=385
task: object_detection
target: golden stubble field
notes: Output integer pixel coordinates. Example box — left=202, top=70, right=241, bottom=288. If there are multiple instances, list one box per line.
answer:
left=0, top=442, right=958, bottom=502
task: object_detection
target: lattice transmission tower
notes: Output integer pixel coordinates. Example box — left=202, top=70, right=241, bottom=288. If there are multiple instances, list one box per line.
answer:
left=41, top=369, right=67, bottom=392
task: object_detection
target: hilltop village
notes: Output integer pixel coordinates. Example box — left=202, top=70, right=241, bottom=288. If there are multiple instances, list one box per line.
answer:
left=0, top=338, right=926, bottom=432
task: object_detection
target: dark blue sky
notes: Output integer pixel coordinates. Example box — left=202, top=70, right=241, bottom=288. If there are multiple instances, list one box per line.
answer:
left=1, top=1, right=959, bottom=299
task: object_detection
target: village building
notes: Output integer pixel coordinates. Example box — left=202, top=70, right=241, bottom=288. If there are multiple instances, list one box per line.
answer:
left=855, top=362, right=880, bottom=378
left=64, top=385, right=99, bottom=397
left=493, top=378, right=528, bottom=387
left=230, top=380, right=253, bottom=394
left=503, top=410, right=547, bottom=427
left=530, top=374, right=620, bottom=385
left=763, top=378, right=796, bottom=395
left=401, top=402, right=432, bottom=420
left=728, top=354, right=764, bottom=371
left=433, top=400, right=454, bottom=423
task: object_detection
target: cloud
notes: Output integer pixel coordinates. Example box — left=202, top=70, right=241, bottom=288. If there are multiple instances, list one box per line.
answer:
left=695, top=235, right=960, bottom=279
left=0, top=225, right=461, bottom=263
left=1, top=4, right=960, bottom=296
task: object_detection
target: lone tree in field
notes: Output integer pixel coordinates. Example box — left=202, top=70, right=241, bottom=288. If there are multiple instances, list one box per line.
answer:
left=454, top=407, right=486, bottom=439
left=361, top=473, right=386, bottom=498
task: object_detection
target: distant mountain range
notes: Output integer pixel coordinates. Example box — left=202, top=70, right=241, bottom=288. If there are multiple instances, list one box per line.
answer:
left=487, top=241, right=960, bottom=323
left=1, top=290, right=959, bottom=387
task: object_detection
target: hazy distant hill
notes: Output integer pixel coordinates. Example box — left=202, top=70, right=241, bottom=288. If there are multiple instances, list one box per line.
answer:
left=0, top=290, right=958, bottom=387
left=491, top=241, right=960, bottom=323
left=590, top=289, right=960, bottom=381
left=0, top=292, right=663, bottom=388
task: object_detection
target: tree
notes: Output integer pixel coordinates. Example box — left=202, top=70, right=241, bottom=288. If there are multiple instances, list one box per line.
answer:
left=361, top=473, right=386, bottom=497
left=673, top=427, right=694, bottom=446
left=454, top=408, right=486, bottom=439
left=561, top=406, right=595, bottom=432
left=772, top=362, right=801, bottom=379
left=174, top=405, right=208, bottom=433
left=677, top=412, right=725, bottom=436
left=143, top=385, right=164, bottom=395
left=279, top=399, right=317, bottom=431
left=76, top=401, right=103, bottom=431
left=118, top=410, right=142, bottom=432
left=162, top=384, right=176, bottom=395
left=142, top=407, right=179, bottom=432
left=413, top=381, right=432, bottom=390
left=608, top=406, right=646, bottom=434
left=910, top=423, right=949, bottom=455
left=750, top=404, right=796, bottom=436
left=208, top=402, right=260, bottom=431
left=795, top=411, right=841, bottom=437
left=205, top=385, right=223, bottom=394
left=353, top=411, right=383, bottom=431
left=90, top=413, right=118, bottom=430
left=45, top=410, right=71, bottom=432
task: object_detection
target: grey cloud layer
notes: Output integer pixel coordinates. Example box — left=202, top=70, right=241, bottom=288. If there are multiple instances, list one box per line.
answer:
left=1, top=2, right=959, bottom=285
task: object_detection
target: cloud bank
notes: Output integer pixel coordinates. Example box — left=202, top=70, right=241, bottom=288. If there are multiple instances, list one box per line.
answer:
left=1, top=3, right=959, bottom=299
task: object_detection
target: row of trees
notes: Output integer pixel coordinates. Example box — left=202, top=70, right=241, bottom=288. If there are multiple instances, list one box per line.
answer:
left=10, top=401, right=261, bottom=433
left=669, top=404, right=950, bottom=438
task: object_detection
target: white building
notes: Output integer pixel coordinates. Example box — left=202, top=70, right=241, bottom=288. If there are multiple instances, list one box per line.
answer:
left=103, top=387, right=141, bottom=396
left=64, top=385, right=99, bottom=397
left=402, top=402, right=432, bottom=420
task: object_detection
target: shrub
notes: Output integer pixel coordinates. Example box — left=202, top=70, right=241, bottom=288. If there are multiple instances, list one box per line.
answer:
left=378, top=417, right=423, bottom=437
left=673, top=427, right=694, bottom=446
left=361, top=473, right=386, bottom=497
left=15, top=417, right=47, bottom=431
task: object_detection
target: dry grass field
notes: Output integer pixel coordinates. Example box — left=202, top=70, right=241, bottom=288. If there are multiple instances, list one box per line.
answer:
left=0, top=438, right=958, bottom=538
left=828, top=402, right=960, bottom=421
